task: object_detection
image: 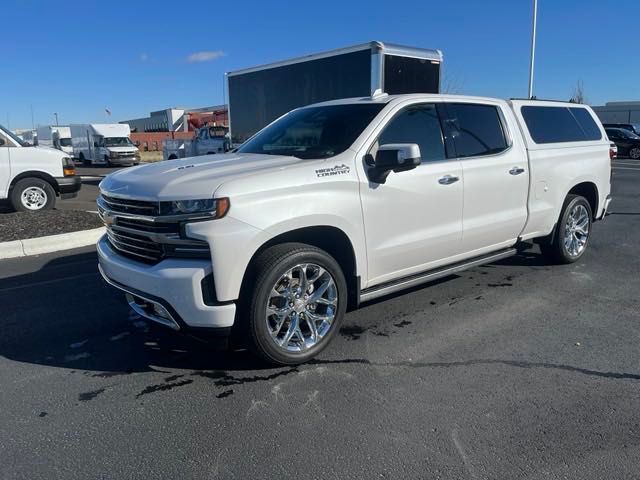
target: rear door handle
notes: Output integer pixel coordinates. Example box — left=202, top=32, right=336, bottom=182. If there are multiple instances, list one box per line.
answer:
left=509, top=167, right=525, bottom=175
left=438, top=175, right=460, bottom=185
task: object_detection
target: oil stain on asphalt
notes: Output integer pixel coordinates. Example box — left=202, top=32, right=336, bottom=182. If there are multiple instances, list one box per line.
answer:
left=78, top=387, right=106, bottom=402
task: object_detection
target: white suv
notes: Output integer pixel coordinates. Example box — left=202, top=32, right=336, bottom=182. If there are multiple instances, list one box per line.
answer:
left=1, top=125, right=80, bottom=211
left=97, top=94, right=611, bottom=365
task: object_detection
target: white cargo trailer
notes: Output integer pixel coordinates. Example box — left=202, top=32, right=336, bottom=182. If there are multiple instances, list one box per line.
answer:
left=70, top=123, right=140, bottom=166
left=37, top=125, right=73, bottom=155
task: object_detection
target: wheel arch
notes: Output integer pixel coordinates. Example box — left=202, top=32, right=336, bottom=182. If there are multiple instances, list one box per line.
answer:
left=241, top=225, right=360, bottom=310
left=9, top=171, right=59, bottom=195
left=567, top=181, right=598, bottom=219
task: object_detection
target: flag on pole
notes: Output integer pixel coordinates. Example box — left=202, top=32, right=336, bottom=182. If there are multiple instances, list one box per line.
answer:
left=105, top=108, right=112, bottom=116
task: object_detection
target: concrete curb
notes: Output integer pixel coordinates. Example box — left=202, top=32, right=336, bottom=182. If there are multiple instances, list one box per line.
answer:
left=0, top=227, right=106, bottom=260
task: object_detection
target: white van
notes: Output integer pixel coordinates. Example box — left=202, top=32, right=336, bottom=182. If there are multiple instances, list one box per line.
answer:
left=70, top=124, right=140, bottom=167
left=0, top=124, right=80, bottom=212
left=36, top=125, right=73, bottom=156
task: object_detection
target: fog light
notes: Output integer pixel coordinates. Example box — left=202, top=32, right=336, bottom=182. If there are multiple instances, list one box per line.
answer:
left=152, top=303, right=171, bottom=320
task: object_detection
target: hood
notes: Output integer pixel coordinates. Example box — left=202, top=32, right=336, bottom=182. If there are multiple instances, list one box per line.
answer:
left=33, top=145, right=68, bottom=157
left=99, top=153, right=302, bottom=201
left=106, top=145, right=138, bottom=153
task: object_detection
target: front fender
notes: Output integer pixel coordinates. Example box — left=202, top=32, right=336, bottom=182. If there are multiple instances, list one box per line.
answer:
left=186, top=213, right=366, bottom=302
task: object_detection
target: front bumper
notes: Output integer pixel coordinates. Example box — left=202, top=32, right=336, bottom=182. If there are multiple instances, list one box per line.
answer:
left=97, top=236, right=236, bottom=331
left=56, top=175, right=82, bottom=199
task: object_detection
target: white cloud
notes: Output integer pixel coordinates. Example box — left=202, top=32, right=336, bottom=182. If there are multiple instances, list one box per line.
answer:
left=186, top=50, right=226, bottom=63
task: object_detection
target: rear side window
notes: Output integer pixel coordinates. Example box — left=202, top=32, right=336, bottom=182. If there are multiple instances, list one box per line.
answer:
left=521, top=106, right=602, bottom=144
left=570, top=108, right=602, bottom=140
left=446, top=103, right=509, bottom=158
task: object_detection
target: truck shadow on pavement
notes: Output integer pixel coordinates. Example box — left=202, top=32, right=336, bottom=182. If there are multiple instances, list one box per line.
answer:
left=0, top=251, right=272, bottom=375
left=0, top=246, right=556, bottom=378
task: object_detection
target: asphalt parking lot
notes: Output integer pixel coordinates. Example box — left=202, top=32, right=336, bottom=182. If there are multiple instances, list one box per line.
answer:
left=1, top=161, right=639, bottom=479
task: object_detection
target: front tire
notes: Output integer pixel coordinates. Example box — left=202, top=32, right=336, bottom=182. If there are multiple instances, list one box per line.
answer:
left=10, top=178, right=56, bottom=212
left=540, top=194, right=592, bottom=264
left=244, top=243, right=347, bottom=365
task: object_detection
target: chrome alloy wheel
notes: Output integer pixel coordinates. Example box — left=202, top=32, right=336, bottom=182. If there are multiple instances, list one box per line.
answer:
left=265, top=263, right=338, bottom=352
left=21, top=186, right=48, bottom=210
left=564, top=204, right=590, bottom=257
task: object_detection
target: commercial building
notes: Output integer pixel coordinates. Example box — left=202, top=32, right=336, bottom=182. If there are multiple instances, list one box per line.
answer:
left=120, top=105, right=228, bottom=133
left=120, top=105, right=228, bottom=152
left=592, top=101, right=640, bottom=125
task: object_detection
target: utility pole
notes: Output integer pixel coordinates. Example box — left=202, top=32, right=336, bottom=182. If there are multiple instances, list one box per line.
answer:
left=54, top=112, right=59, bottom=126
left=528, top=0, right=538, bottom=99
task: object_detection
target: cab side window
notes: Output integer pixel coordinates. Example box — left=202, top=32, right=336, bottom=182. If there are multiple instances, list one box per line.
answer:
left=377, top=104, right=446, bottom=162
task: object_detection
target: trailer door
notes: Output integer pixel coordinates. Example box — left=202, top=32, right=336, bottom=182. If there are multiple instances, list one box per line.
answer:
left=383, top=54, right=440, bottom=94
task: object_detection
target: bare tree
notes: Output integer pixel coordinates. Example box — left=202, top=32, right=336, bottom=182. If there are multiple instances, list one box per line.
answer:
left=441, top=71, right=465, bottom=95
left=570, top=80, right=587, bottom=104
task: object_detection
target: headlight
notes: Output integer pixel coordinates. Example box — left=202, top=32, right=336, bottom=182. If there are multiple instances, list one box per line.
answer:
left=159, top=197, right=230, bottom=218
left=62, top=157, right=75, bottom=176
left=110, top=151, right=118, bottom=158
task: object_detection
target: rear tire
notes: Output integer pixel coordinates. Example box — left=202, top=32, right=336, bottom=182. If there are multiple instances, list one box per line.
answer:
left=242, top=243, right=348, bottom=365
left=10, top=178, right=56, bottom=212
left=80, top=153, right=89, bottom=167
left=540, top=194, right=592, bottom=264
left=629, top=147, right=640, bottom=159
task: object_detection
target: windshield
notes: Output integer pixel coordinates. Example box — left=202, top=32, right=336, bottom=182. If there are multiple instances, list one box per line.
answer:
left=237, top=104, right=385, bottom=159
left=59, top=138, right=72, bottom=147
left=104, top=137, right=133, bottom=147
left=0, top=124, right=27, bottom=146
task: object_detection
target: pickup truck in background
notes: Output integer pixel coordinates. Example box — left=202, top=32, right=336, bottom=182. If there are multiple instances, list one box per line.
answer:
left=0, top=124, right=80, bottom=211
left=163, top=125, right=230, bottom=160
left=97, top=94, right=612, bottom=365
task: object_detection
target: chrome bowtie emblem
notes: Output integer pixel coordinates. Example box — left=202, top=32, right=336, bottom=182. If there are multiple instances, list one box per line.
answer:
left=102, top=212, right=115, bottom=227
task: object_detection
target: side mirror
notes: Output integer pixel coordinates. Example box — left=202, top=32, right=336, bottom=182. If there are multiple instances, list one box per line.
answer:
left=0, top=138, right=5, bottom=147
left=93, top=141, right=99, bottom=148
left=369, top=143, right=421, bottom=184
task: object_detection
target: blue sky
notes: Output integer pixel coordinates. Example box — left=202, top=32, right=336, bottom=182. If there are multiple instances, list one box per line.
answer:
left=3, top=0, right=639, bottom=129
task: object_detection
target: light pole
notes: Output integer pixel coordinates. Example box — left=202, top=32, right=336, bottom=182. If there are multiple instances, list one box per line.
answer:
left=54, top=112, right=59, bottom=126
left=528, top=0, right=538, bottom=99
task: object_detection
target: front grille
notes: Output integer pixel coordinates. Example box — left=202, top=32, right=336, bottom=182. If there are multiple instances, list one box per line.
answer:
left=98, top=195, right=210, bottom=264
left=100, top=194, right=160, bottom=216
left=106, top=228, right=164, bottom=263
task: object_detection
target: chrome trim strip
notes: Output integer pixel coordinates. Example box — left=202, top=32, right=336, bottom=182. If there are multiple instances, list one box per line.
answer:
left=360, top=248, right=516, bottom=303
left=227, top=41, right=443, bottom=77
left=97, top=197, right=217, bottom=223
left=98, top=264, right=180, bottom=330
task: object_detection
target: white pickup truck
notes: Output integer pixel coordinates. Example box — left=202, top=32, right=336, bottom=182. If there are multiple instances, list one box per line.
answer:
left=97, top=94, right=612, bottom=365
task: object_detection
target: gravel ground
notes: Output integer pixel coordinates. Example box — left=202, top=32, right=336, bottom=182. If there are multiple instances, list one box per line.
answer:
left=0, top=209, right=103, bottom=242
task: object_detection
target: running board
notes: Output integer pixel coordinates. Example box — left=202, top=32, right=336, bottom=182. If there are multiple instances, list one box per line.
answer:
left=359, top=248, right=517, bottom=303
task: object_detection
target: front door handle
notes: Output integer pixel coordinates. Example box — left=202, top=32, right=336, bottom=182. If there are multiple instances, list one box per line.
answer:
left=509, top=167, right=525, bottom=175
left=438, top=175, right=460, bottom=185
